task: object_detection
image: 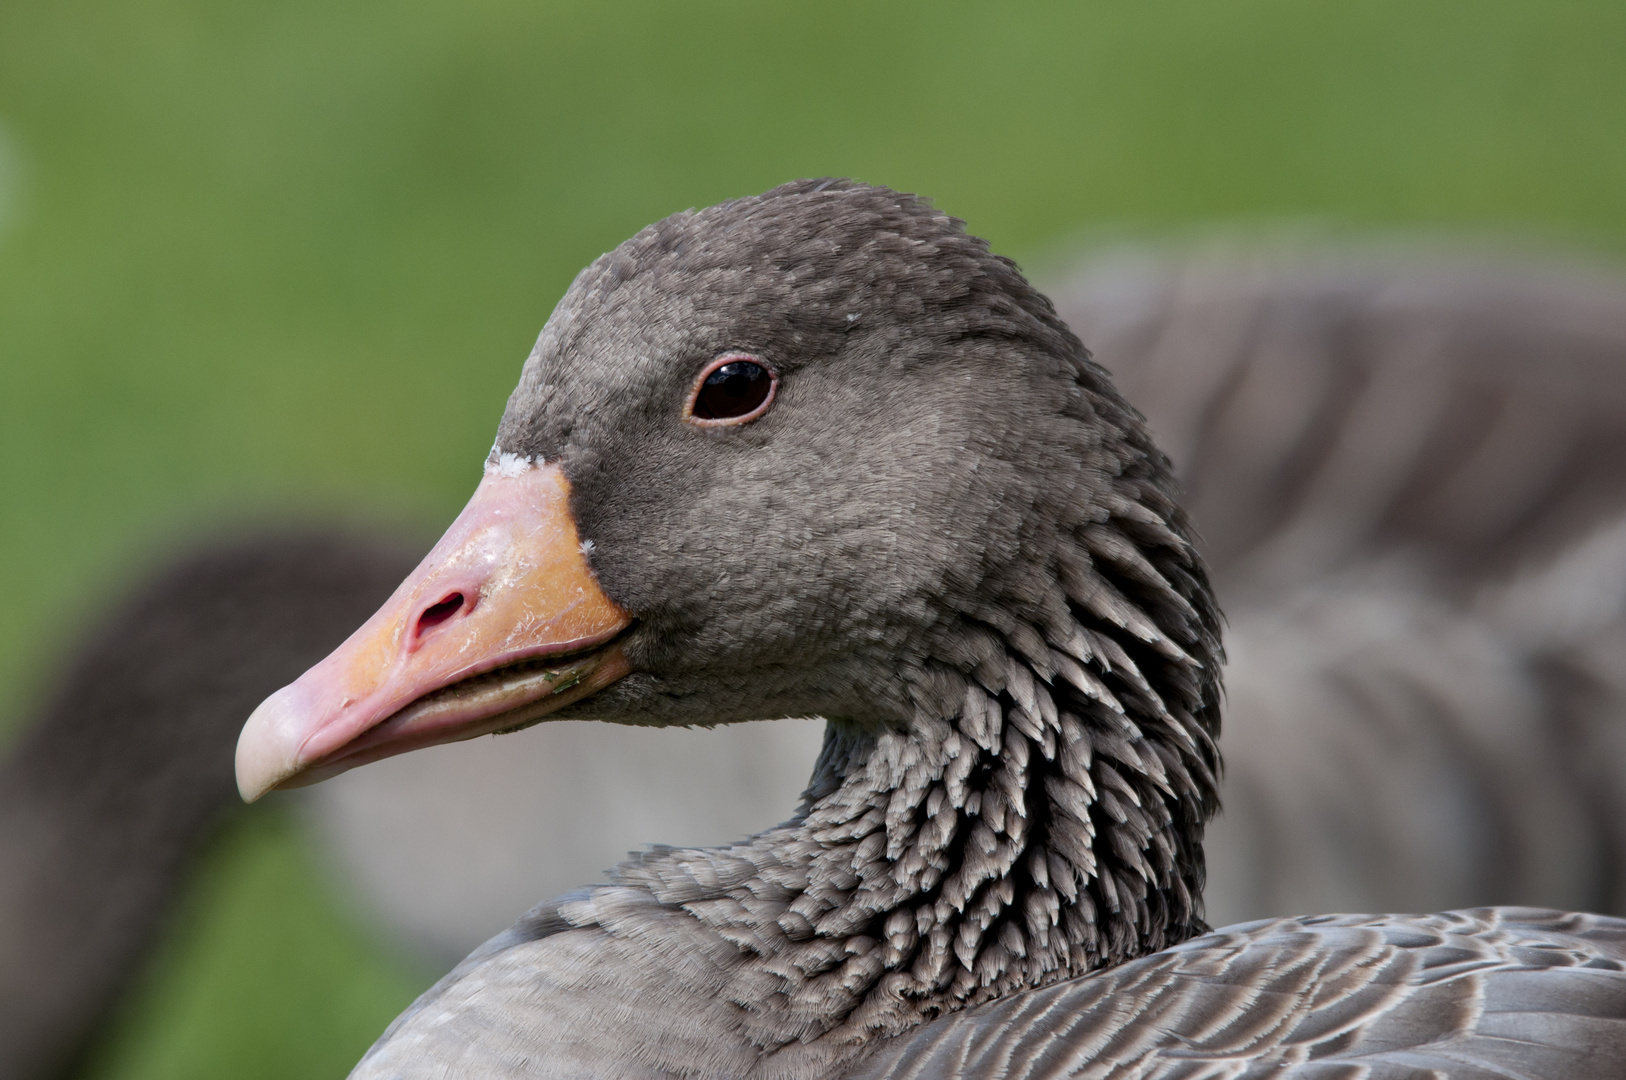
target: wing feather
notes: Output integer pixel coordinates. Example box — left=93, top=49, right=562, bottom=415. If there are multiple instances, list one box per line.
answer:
left=843, top=910, right=1626, bottom=1080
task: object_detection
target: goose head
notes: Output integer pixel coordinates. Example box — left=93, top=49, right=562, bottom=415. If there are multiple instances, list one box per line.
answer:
left=236, top=180, right=1222, bottom=991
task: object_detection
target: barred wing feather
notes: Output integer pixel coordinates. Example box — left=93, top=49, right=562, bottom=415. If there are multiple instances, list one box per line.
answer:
left=847, top=910, right=1626, bottom=1080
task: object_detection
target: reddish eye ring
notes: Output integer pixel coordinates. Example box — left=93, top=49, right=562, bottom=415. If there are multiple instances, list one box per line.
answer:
left=683, top=353, right=777, bottom=426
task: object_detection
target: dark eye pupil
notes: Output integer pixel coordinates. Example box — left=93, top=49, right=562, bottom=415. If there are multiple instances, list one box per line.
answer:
left=693, top=360, right=772, bottom=420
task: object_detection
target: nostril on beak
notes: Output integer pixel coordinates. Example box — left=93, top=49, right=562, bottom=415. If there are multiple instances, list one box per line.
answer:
left=414, top=593, right=467, bottom=643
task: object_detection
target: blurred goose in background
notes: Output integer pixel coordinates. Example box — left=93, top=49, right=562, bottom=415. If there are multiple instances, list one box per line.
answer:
left=233, top=182, right=1626, bottom=1077
left=0, top=533, right=419, bottom=1080
left=1055, top=248, right=1626, bottom=923
left=6, top=205, right=1626, bottom=1076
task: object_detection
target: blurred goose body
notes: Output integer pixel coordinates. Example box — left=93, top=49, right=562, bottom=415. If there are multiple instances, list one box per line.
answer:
left=237, top=183, right=1626, bottom=1079
left=0, top=533, right=419, bottom=1080
left=1056, top=249, right=1626, bottom=922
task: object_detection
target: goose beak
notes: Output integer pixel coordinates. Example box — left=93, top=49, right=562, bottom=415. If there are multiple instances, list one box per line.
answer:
left=235, top=462, right=633, bottom=802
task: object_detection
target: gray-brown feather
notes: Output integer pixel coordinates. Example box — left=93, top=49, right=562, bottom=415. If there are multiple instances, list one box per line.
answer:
left=846, top=908, right=1626, bottom=1080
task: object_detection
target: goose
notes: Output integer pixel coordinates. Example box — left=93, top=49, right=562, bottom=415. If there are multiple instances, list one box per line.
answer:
left=9, top=245, right=1623, bottom=1080
left=0, top=531, right=419, bottom=1080
left=236, top=180, right=1626, bottom=1078
left=308, top=246, right=1626, bottom=954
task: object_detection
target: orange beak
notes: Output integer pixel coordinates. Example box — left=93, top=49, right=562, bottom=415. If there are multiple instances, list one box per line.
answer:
left=235, top=461, right=633, bottom=802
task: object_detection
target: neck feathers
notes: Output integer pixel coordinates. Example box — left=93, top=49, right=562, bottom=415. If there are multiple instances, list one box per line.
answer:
left=607, top=455, right=1222, bottom=1054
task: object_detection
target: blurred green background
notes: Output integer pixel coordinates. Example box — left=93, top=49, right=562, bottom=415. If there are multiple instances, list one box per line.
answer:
left=2, top=0, right=1624, bottom=1076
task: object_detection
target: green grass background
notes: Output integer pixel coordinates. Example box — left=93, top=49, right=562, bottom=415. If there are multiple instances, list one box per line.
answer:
left=2, top=1, right=1624, bottom=1076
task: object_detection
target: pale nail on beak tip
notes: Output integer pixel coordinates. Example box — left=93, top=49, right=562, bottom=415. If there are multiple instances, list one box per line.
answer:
left=235, top=683, right=309, bottom=803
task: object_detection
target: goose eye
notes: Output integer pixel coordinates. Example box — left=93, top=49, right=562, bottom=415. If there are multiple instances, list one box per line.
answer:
left=686, top=355, right=777, bottom=425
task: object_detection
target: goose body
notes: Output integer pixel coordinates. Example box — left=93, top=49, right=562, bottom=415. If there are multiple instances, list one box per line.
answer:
left=227, top=181, right=1626, bottom=1078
